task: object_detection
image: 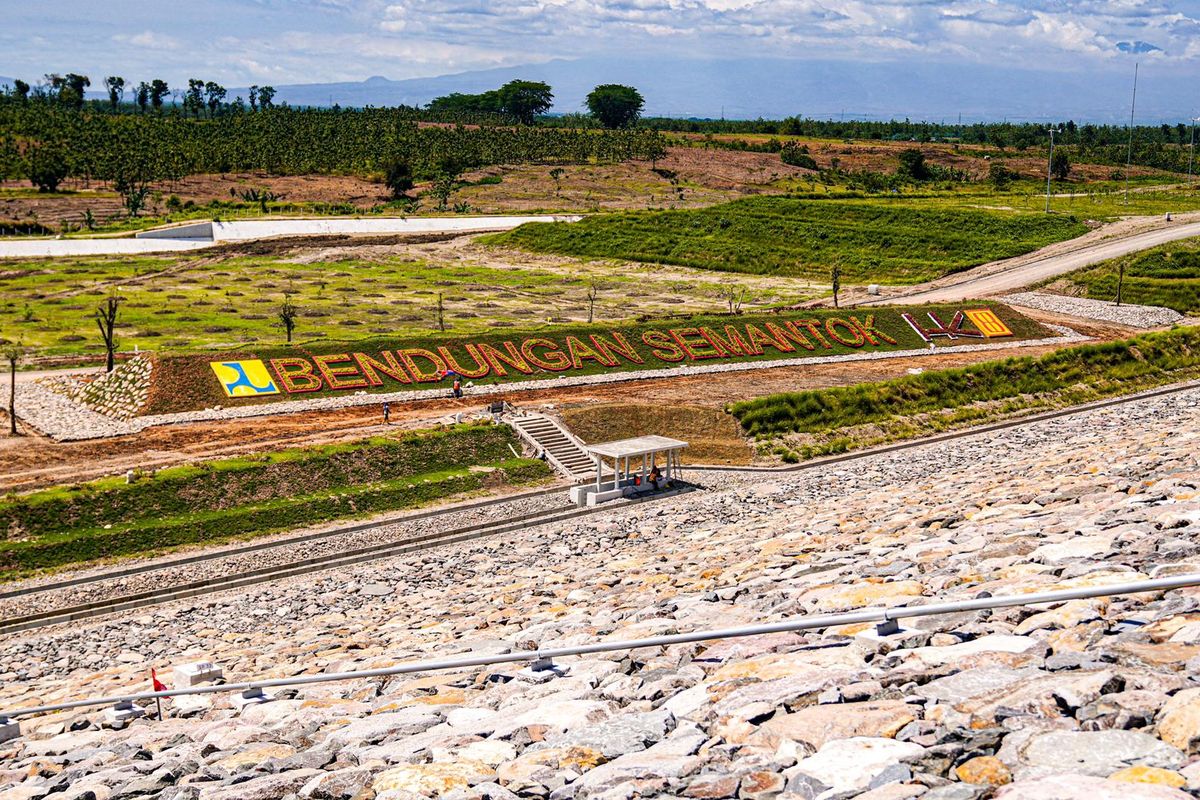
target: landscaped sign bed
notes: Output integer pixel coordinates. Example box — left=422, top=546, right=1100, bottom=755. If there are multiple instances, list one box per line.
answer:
left=145, top=303, right=1047, bottom=415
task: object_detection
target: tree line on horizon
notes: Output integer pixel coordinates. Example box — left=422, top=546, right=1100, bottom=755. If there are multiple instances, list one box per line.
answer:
left=0, top=74, right=645, bottom=129
left=4, top=71, right=1194, bottom=153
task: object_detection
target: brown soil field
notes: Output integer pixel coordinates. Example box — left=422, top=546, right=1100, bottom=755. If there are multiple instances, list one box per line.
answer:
left=676, top=135, right=1172, bottom=183
left=0, top=332, right=1104, bottom=492
left=0, top=140, right=1174, bottom=227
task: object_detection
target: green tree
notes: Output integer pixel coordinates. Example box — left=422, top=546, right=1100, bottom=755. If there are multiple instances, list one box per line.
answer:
left=113, top=169, right=153, bottom=216
left=248, top=85, right=259, bottom=111
left=780, top=142, right=817, bottom=170
left=95, top=295, right=121, bottom=373
left=278, top=294, right=299, bottom=343
left=11, top=79, right=29, bottom=101
left=1051, top=148, right=1071, bottom=180
left=4, top=342, right=22, bottom=436
left=104, top=76, right=125, bottom=110
left=184, top=79, right=205, bottom=117
left=830, top=262, right=842, bottom=308
left=28, top=144, right=69, bottom=192
left=385, top=159, right=414, bottom=198
left=257, top=86, right=276, bottom=109
left=204, top=82, right=227, bottom=116
left=896, top=148, right=930, bottom=181
left=134, top=81, right=150, bottom=112
left=149, top=79, right=169, bottom=110
left=498, top=80, right=553, bottom=125
left=585, top=84, right=644, bottom=129
left=430, top=173, right=457, bottom=210
left=988, top=161, right=1016, bottom=190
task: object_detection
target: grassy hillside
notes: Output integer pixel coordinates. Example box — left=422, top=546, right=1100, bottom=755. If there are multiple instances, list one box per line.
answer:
left=487, top=197, right=1090, bottom=284
left=0, top=250, right=819, bottom=357
left=0, top=423, right=551, bottom=579
left=1043, top=236, right=1200, bottom=314
left=730, top=327, right=1200, bottom=461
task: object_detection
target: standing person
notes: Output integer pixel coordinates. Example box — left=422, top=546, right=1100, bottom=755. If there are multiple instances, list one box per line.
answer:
left=382, top=401, right=390, bottom=424
left=452, top=377, right=463, bottom=399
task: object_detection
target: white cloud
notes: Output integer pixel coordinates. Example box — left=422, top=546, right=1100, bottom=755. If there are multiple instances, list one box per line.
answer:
left=113, top=30, right=182, bottom=50
left=4, top=0, right=1200, bottom=88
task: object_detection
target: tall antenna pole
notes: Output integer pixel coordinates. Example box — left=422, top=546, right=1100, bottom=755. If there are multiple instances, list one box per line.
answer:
left=1124, top=62, right=1138, bottom=205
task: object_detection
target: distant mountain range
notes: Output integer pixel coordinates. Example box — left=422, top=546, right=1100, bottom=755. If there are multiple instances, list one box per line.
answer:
left=7, top=58, right=1195, bottom=123
left=223, top=57, right=1193, bottom=124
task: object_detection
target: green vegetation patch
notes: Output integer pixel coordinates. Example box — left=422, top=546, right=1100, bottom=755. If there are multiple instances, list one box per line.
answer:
left=1045, top=236, right=1200, bottom=314
left=0, top=252, right=817, bottom=357
left=487, top=197, right=1090, bottom=284
left=730, top=326, right=1200, bottom=461
left=145, top=303, right=1049, bottom=415
left=0, top=424, right=551, bottom=579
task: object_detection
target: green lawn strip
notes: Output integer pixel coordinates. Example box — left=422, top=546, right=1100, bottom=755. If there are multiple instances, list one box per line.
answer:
left=485, top=197, right=1089, bottom=283
left=0, top=457, right=551, bottom=581
left=1, top=423, right=515, bottom=536
left=144, top=303, right=1049, bottom=415
left=1040, top=236, right=1200, bottom=314
left=730, top=327, right=1200, bottom=461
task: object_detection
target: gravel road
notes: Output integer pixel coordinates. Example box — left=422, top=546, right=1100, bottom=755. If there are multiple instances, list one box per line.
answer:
left=868, top=219, right=1200, bottom=305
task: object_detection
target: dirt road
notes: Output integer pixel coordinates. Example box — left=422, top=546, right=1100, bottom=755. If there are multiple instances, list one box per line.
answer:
left=866, top=218, right=1200, bottom=305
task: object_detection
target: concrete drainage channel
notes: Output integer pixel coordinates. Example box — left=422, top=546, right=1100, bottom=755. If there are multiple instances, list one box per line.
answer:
left=0, top=215, right=582, bottom=259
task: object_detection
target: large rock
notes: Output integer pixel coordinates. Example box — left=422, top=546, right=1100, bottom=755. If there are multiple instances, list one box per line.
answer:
left=371, top=761, right=495, bottom=797
left=1012, top=730, right=1185, bottom=780
left=996, top=774, right=1191, bottom=799
left=538, top=708, right=674, bottom=758
left=197, top=769, right=323, bottom=800
left=321, top=708, right=442, bottom=748
left=787, top=737, right=925, bottom=796
left=755, top=701, right=917, bottom=751
left=1156, top=687, right=1200, bottom=753
left=557, top=727, right=708, bottom=796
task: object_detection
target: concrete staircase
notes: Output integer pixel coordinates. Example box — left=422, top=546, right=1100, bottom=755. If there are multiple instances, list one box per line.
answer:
left=506, top=412, right=594, bottom=480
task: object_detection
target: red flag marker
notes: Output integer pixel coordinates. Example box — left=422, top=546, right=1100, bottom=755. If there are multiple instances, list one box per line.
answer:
left=150, top=669, right=168, bottom=720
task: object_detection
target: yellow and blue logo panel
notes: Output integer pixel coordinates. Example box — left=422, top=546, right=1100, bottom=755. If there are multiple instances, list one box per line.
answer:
left=210, top=360, right=280, bottom=397
left=963, top=309, right=1013, bottom=338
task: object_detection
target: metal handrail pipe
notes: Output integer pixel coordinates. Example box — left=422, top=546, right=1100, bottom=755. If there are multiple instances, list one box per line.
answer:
left=4, top=572, right=1198, bottom=722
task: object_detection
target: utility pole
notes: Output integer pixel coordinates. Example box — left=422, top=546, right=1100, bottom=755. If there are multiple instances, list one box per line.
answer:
left=1124, top=62, right=1138, bottom=205
left=1045, top=127, right=1055, bottom=214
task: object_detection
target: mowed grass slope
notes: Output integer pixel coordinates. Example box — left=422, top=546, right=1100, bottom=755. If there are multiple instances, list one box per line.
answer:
left=487, top=197, right=1090, bottom=284
left=1045, top=236, right=1200, bottom=313
left=0, top=424, right=551, bottom=580
left=730, top=327, right=1200, bottom=461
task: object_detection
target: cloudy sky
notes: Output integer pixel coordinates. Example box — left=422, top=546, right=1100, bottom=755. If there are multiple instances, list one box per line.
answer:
left=2, top=0, right=1198, bottom=88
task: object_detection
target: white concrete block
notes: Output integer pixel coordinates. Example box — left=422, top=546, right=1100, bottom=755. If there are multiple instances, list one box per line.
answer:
left=103, top=703, right=145, bottom=728
left=174, top=661, right=223, bottom=688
